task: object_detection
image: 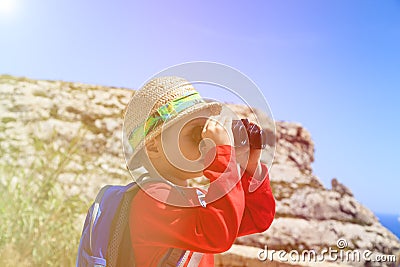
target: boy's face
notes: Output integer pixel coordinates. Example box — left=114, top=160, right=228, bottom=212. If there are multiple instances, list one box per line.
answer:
left=155, top=109, right=213, bottom=179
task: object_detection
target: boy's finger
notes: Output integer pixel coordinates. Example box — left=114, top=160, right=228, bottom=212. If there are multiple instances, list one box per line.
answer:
left=202, top=117, right=212, bottom=134
left=224, top=116, right=232, bottom=131
left=208, top=116, right=222, bottom=131
left=202, top=116, right=218, bottom=137
left=222, top=116, right=234, bottom=138
left=216, top=115, right=228, bottom=128
left=235, top=145, right=250, bottom=155
left=213, top=115, right=222, bottom=127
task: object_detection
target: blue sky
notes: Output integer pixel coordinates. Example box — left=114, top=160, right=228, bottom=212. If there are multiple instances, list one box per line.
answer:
left=1, top=0, right=399, bottom=214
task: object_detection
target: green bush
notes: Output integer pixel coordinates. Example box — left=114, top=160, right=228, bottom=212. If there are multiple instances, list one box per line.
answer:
left=0, top=131, right=89, bottom=266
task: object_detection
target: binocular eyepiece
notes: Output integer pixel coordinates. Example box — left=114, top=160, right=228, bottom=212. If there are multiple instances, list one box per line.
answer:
left=231, top=119, right=268, bottom=149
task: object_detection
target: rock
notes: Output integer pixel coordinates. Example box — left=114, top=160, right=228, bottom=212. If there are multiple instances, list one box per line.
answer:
left=0, top=75, right=399, bottom=267
left=331, top=178, right=354, bottom=197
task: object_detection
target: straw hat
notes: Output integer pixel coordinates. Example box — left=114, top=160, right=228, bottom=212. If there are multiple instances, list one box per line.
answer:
left=124, top=76, right=222, bottom=170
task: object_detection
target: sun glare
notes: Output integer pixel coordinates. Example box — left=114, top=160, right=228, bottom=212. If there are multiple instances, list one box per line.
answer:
left=0, top=0, right=17, bottom=17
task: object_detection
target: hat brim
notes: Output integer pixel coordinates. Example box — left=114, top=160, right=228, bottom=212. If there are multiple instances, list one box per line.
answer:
left=127, top=101, right=222, bottom=170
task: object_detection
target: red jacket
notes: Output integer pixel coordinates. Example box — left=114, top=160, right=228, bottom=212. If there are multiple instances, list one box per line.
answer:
left=129, top=145, right=275, bottom=266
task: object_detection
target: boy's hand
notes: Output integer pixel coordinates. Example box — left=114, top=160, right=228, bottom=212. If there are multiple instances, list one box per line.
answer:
left=235, top=120, right=264, bottom=178
left=236, top=146, right=262, bottom=177
left=201, top=116, right=234, bottom=154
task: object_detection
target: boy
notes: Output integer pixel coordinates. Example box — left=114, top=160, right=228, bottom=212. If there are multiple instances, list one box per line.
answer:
left=123, top=76, right=275, bottom=266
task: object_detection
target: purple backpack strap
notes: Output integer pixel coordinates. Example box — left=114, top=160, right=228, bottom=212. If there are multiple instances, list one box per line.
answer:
left=76, top=174, right=203, bottom=267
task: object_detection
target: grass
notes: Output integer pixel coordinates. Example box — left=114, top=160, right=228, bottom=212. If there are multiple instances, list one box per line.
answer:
left=0, top=130, right=89, bottom=266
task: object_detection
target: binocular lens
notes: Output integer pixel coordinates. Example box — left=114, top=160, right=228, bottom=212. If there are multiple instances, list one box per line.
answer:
left=232, top=120, right=248, bottom=147
left=191, top=119, right=267, bottom=149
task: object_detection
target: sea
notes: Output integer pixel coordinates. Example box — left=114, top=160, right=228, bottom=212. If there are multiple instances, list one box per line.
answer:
left=376, top=213, right=400, bottom=239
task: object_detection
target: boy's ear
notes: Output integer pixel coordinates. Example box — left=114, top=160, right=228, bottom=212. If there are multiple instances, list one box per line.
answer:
left=145, top=138, right=161, bottom=159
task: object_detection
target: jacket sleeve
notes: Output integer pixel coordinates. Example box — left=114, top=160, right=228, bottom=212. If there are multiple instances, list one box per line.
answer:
left=237, top=163, right=276, bottom=236
left=130, top=145, right=246, bottom=253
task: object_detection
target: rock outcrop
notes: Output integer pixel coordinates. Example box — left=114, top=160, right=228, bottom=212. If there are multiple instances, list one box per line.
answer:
left=236, top=121, right=400, bottom=266
left=0, top=75, right=132, bottom=199
left=1, top=75, right=399, bottom=267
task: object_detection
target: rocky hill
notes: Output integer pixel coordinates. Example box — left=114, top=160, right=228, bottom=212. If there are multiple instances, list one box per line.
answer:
left=0, top=75, right=399, bottom=267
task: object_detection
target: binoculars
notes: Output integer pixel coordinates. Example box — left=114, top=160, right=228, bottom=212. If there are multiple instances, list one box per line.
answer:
left=231, top=119, right=268, bottom=149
